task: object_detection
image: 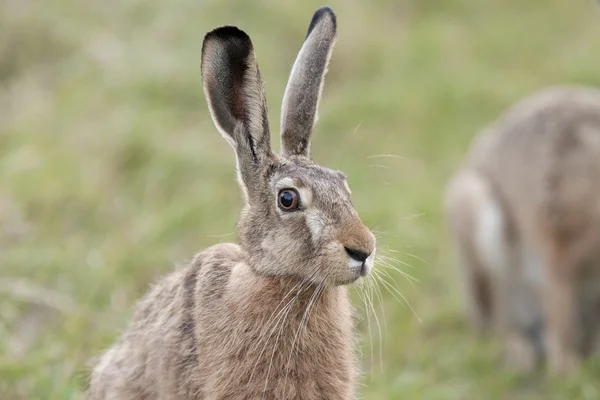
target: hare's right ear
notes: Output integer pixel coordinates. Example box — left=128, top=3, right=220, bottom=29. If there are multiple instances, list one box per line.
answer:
left=201, top=27, right=272, bottom=200
left=280, top=7, right=337, bottom=158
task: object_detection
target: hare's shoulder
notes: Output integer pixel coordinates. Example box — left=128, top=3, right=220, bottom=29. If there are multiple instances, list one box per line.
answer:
left=190, top=243, right=247, bottom=302
left=191, top=242, right=246, bottom=270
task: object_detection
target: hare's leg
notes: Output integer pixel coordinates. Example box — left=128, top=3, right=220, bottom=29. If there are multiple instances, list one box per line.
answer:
left=500, top=269, right=545, bottom=371
left=455, top=241, right=494, bottom=332
left=446, top=170, right=503, bottom=332
left=577, top=256, right=600, bottom=357
left=542, top=249, right=580, bottom=373
left=541, top=231, right=600, bottom=372
left=592, top=296, right=600, bottom=356
left=503, top=330, right=539, bottom=372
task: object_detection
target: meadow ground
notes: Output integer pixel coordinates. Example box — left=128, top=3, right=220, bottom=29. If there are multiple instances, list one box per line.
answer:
left=2, top=0, right=600, bottom=398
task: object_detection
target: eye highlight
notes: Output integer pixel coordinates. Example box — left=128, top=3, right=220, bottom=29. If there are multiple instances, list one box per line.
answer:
left=278, top=189, right=299, bottom=211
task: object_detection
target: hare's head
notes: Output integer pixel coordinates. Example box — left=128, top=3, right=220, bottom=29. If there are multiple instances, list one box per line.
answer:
left=201, top=7, right=375, bottom=286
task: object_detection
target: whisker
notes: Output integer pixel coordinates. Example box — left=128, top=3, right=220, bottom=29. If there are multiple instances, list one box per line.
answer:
left=377, top=256, right=418, bottom=277
left=375, top=271, right=422, bottom=323
left=377, top=264, right=419, bottom=294
left=376, top=258, right=419, bottom=285
left=368, top=164, right=391, bottom=169
left=404, top=212, right=426, bottom=219
left=281, top=278, right=327, bottom=390
left=261, top=291, right=300, bottom=399
left=366, top=278, right=383, bottom=372
left=402, top=251, right=428, bottom=265
left=378, top=253, right=415, bottom=269
left=366, top=154, right=405, bottom=160
left=338, top=120, right=363, bottom=169
left=370, top=275, right=387, bottom=334
left=358, top=287, right=374, bottom=379
left=205, top=232, right=235, bottom=238
left=250, top=279, right=308, bottom=382
left=260, top=271, right=321, bottom=399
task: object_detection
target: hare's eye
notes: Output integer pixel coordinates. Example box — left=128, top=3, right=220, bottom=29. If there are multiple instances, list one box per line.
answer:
left=278, top=189, right=299, bottom=211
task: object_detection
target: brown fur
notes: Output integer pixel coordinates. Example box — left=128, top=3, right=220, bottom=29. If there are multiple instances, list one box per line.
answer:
left=89, top=7, right=376, bottom=399
left=445, top=86, right=600, bottom=373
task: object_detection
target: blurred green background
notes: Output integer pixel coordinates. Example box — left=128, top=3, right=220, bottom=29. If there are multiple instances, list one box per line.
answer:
left=2, top=0, right=600, bottom=398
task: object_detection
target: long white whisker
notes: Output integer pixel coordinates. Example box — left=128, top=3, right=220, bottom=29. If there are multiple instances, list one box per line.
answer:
left=404, top=212, right=426, bottom=219
left=282, top=279, right=326, bottom=388
left=261, top=292, right=300, bottom=399
left=250, top=279, right=307, bottom=382
left=286, top=281, right=322, bottom=370
left=359, top=283, right=374, bottom=378
left=338, top=120, right=363, bottom=169
left=376, top=257, right=419, bottom=285
left=259, top=271, right=320, bottom=399
left=376, top=271, right=422, bottom=323
left=366, top=154, right=405, bottom=159
left=378, top=254, right=416, bottom=271
left=366, top=277, right=383, bottom=372
left=402, top=251, right=428, bottom=265
left=370, top=275, right=387, bottom=336
left=368, top=164, right=391, bottom=169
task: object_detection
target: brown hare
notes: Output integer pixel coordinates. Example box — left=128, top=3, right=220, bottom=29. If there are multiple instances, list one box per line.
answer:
left=89, top=6, right=377, bottom=399
left=445, top=86, right=600, bottom=373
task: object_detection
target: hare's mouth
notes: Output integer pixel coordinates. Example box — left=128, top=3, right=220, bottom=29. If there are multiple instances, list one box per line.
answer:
left=346, top=248, right=375, bottom=282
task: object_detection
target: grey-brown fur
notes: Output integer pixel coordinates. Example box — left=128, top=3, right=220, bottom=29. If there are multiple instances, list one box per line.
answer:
left=89, top=6, right=376, bottom=399
left=445, top=86, right=600, bottom=373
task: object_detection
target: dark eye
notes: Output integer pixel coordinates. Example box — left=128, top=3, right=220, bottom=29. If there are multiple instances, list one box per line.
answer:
left=278, top=189, right=299, bottom=211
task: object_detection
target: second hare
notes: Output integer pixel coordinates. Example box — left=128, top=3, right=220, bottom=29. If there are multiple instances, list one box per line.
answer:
left=89, top=6, right=377, bottom=400
left=445, top=86, right=600, bottom=373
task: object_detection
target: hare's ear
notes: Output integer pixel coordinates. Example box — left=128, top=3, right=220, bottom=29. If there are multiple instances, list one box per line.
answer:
left=280, top=7, right=337, bottom=158
left=201, top=26, right=272, bottom=199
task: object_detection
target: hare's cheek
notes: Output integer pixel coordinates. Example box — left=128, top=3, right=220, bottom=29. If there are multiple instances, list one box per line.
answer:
left=304, top=210, right=328, bottom=243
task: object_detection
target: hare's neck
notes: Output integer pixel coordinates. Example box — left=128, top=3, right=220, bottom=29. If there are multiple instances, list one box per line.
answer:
left=229, top=266, right=352, bottom=326
left=271, top=277, right=348, bottom=314
left=204, top=267, right=356, bottom=398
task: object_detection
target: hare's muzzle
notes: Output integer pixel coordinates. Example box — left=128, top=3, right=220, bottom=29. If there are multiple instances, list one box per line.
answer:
left=341, top=225, right=376, bottom=280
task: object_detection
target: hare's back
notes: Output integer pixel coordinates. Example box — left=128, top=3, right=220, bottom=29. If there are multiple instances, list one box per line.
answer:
left=468, top=86, right=600, bottom=246
left=89, top=243, right=245, bottom=399
left=468, top=86, right=600, bottom=168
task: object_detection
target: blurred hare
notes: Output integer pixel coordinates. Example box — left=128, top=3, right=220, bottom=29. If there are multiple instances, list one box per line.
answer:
left=89, top=6, right=377, bottom=399
left=445, top=86, right=600, bottom=373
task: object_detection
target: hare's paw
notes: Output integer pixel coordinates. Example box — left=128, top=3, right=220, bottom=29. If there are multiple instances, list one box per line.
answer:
left=503, top=333, right=538, bottom=373
left=547, top=340, right=581, bottom=375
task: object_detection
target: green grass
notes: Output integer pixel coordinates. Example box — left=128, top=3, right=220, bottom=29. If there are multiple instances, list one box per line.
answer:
left=2, top=0, right=600, bottom=398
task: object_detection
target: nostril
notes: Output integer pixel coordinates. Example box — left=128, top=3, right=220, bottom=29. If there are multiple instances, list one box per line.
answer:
left=344, top=247, right=369, bottom=263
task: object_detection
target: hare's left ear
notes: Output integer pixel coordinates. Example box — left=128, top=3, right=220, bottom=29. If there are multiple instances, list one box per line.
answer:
left=201, top=26, right=273, bottom=202
left=280, top=7, right=337, bottom=158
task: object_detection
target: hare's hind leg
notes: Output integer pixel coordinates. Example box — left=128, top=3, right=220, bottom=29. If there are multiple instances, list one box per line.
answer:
left=453, top=239, right=494, bottom=332
left=445, top=170, right=540, bottom=370
left=544, top=269, right=579, bottom=373
left=539, top=228, right=600, bottom=372
left=539, top=243, right=588, bottom=373
left=446, top=170, right=507, bottom=332
left=572, top=251, right=600, bottom=358
left=578, top=280, right=600, bottom=357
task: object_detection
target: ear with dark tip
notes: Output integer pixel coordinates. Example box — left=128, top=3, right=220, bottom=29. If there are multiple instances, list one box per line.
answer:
left=201, top=26, right=273, bottom=200
left=280, top=6, right=337, bottom=158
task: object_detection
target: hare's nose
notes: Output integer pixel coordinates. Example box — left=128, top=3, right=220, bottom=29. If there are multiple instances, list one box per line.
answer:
left=344, top=247, right=370, bottom=263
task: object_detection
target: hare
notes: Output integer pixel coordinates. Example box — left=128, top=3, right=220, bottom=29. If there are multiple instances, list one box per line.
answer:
left=89, top=6, right=377, bottom=400
left=445, top=86, right=600, bottom=373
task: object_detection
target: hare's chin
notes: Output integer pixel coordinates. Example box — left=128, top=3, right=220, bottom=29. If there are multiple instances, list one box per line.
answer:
left=346, top=255, right=374, bottom=282
left=362, top=257, right=374, bottom=277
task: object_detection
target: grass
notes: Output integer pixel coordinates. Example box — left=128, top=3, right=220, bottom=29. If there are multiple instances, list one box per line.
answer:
left=2, top=0, right=600, bottom=398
